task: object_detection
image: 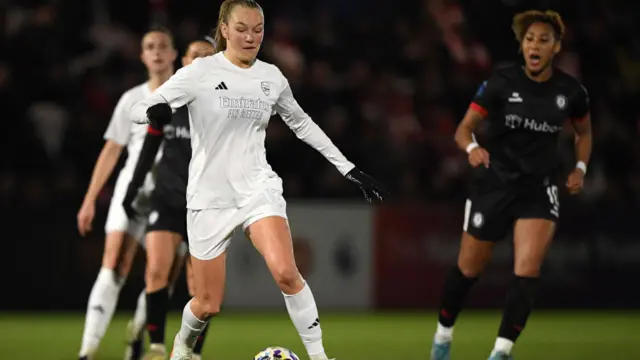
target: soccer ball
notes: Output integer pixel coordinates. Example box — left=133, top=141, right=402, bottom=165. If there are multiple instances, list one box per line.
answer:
left=254, top=346, right=299, bottom=360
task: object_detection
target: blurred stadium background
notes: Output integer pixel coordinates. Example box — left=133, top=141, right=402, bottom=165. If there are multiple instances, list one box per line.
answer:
left=1, top=0, right=639, bottom=358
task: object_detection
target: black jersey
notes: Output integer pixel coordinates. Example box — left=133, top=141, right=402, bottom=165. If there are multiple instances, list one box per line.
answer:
left=469, top=65, right=589, bottom=191
left=152, top=106, right=191, bottom=208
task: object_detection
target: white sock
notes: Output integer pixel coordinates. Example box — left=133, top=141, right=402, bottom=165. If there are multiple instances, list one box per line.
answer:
left=492, top=337, right=514, bottom=355
left=132, top=289, right=146, bottom=339
left=283, top=281, right=325, bottom=357
left=434, top=322, right=454, bottom=343
left=177, top=299, right=208, bottom=349
left=79, top=267, right=125, bottom=356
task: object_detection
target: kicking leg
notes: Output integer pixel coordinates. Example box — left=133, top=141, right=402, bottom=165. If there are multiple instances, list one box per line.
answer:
left=247, top=216, right=331, bottom=360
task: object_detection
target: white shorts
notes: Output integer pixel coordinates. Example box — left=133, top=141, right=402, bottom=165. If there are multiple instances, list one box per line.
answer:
left=187, top=187, right=288, bottom=260
left=105, top=172, right=154, bottom=242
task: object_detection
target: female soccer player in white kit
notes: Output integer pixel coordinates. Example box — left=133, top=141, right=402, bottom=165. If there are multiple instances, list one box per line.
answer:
left=76, top=28, right=187, bottom=360
left=130, top=1, right=388, bottom=359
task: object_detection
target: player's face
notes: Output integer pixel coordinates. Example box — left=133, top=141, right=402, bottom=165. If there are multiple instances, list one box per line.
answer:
left=521, top=22, right=561, bottom=75
left=141, top=32, right=177, bottom=73
left=182, top=41, right=215, bottom=67
left=222, top=6, right=264, bottom=63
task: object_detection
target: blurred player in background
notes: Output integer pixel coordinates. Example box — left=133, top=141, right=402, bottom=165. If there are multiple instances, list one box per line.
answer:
left=430, top=10, right=592, bottom=360
left=129, top=1, right=388, bottom=359
left=75, top=28, right=178, bottom=360
left=122, top=38, right=216, bottom=360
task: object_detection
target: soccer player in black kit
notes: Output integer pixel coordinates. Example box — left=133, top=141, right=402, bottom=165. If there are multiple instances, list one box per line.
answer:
left=122, top=39, right=216, bottom=360
left=430, top=10, right=592, bottom=360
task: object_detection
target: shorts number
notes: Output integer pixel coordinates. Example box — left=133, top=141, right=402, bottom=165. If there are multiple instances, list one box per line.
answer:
left=546, top=185, right=560, bottom=217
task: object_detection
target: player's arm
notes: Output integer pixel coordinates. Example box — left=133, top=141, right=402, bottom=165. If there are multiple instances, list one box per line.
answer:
left=566, top=85, right=592, bottom=194
left=455, top=78, right=499, bottom=168
left=275, top=77, right=389, bottom=202
left=130, top=61, right=200, bottom=125
left=570, top=86, right=592, bottom=174
left=83, top=140, right=124, bottom=205
left=77, top=93, right=131, bottom=235
left=122, top=126, right=164, bottom=219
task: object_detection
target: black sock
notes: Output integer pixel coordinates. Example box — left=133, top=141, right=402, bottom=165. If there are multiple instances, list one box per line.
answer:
left=498, top=275, right=539, bottom=342
left=437, top=266, right=478, bottom=327
left=146, top=287, right=169, bottom=345
left=193, top=322, right=210, bottom=355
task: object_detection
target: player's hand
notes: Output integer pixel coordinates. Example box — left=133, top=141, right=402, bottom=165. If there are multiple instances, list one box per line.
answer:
left=345, top=168, right=390, bottom=203
left=146, top=103, right=172, bottom=129
left=122, top=191, right=139, bottom=220
left=468, top=147, right=490, bottom=168
left=77, top=200, right=95, bottom=236
left=566, top=168, right=585, bottom=195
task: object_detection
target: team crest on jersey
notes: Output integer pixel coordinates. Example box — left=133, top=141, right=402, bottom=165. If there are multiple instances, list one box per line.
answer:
left=261, top=81, right=271, bottom=96
left=472, top=212, right=484, bottom=228
left=555, top=95, right=567, bottom=110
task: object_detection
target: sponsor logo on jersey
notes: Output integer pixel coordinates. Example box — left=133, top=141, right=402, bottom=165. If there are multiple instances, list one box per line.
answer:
left=504, top=114, right=562, bottom=133
left=163, top=125, right=191, bottom=140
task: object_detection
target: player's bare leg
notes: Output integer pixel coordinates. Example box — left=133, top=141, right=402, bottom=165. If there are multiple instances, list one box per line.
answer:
left=247, top=216, right=333, bottom=360
left=431, top=232, right=495, bottom=360
left=489, top=219, right=555, bottom=359
left=185, top=259, right=209, bottom=360
left=79, top=231, right=138, bottom=359
left=140, top=231, right=182, bottom=359
left=170, top=253, right=226, bottom=360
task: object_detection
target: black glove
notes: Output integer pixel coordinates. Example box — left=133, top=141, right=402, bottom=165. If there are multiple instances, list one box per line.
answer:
left=147, top=103, right=172, bottom=129
left=122, top=190, right=139, bottom=220
left=345, top=168, right=389, bottom=203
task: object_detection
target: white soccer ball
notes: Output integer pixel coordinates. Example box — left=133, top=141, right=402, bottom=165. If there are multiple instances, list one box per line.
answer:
left=254, top=346, right=300, bottom=360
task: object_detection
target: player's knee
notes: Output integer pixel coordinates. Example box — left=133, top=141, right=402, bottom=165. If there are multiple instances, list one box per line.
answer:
left=272, top=264, right=303, bottom=294
left=145, top=264, right=170, bottom=288
left=514, top=258, right=543, bottom=277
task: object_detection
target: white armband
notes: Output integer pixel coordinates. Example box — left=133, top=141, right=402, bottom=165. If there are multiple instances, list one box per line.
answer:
left=466, top=142, right=480, bottom=154
left=576, top=161, right=587, bottom=175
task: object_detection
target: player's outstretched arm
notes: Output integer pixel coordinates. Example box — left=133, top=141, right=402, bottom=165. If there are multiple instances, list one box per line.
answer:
left=130, top=60, right=201, bottom=124
left=275, top=81, right=389, bottom=202
left=566, top=86, right=592, bottom=194
left=122, top=126, right=164, bottom=219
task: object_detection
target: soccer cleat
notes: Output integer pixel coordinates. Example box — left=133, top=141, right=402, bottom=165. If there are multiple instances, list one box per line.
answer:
left=192, top=355, right=202, bottom=360
left=310, top=356, right=335, bottom=360
left=169, top=334, right=193, bottom=360
left=488, top=351, right=513, bottom=360
left=430, top=339, right=451, bottom=360
left=142, top=344, right=167, bottom=360
left=124, top=319, right=145, bottom=360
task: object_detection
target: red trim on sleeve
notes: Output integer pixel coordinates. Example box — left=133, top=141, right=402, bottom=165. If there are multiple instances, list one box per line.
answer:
left=469, top=102, right=488, bottom=117
left=147, top=126, right=163, bottom=136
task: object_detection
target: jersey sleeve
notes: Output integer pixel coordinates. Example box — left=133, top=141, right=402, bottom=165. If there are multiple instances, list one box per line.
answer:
left=469, top=73, right=504, bottom=117
left=103, top=92, right=133, bottom=145
left=130, top=61, right=201, bottom=124
left=274, top=77, right=355, bottom=175
left=569, top=84, right=590, bottom=122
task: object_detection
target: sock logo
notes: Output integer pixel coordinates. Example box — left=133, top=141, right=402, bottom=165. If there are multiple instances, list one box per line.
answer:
left=307, top=317, right=320, bottom=329
left=91, top=305, right=104, bottom=314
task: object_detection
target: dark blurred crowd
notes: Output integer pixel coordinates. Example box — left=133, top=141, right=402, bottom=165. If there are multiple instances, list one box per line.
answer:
left=1, top=0, right=639, bottom=217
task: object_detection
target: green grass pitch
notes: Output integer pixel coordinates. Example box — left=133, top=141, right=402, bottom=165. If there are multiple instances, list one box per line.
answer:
left=0, top=311, right=637, bottom=359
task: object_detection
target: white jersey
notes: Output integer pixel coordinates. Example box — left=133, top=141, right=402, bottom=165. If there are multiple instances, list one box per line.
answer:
left=104, top=82, right=161, bottom=179
left=131, top=52, right=355, bottom=209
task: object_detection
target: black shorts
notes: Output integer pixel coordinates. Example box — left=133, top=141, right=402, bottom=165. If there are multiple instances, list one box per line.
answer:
left=463, top=183, right=560, bottom=242
left=145, top=195, right=187, bottom=240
